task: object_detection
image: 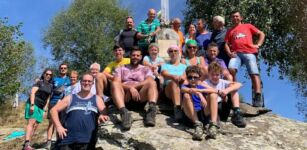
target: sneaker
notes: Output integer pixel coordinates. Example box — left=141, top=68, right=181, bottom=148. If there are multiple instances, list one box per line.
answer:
left=231, top=110, right=247, bottom=128
left=174, top=106, right=183, bottom=122
left=207, top=122, right=219, bottom=139
left=192, top=121, right=203, bottom=141
left=121, top=111, right=133, bottom=130
left=23, top=144, right=34, bottom=150
left=145, top=104, right=157, bottom=127
left=253, top=93, right=264, bottom=107
left=42, top=140, right=52, bottom=150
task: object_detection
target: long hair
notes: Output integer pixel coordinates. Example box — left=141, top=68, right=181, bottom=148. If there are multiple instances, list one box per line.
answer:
left=40, top=68, right=53, bottom=84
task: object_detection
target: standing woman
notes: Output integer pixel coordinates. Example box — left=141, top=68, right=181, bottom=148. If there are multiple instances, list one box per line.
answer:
left=23, top=69, right=53, bottom=150
left=183, top=24, right=197, bottom=55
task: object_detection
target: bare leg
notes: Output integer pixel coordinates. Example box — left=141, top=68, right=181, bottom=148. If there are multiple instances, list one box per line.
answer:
left=96, top=73, right=108, bottom=97
left=182, top=93, right=198, bottom=123
left=165, top=81, right=181, bottom=106
left=229, top=69, right=237, bottom=82
left=25, top=119, right=37, bottom=141
left=111, top=81, right=125, bottom=109
left=207, top=93, right=218, bottom=123
left=231, top=90, right=240, bottom=108
left=139, top=79, right=158, bottom=103
left=46, top=120, right=54, bottom=141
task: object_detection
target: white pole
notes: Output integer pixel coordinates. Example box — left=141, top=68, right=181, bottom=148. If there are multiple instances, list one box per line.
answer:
left=161, top=0, right=170, bottom=25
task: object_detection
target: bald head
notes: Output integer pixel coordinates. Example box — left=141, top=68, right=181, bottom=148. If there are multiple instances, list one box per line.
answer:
left=172, top=18, right=181, bottom=30
left=147, top=8, right=156, bottom=21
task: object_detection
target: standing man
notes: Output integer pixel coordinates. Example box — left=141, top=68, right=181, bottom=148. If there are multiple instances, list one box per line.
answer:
left=225, top=10, right=265, bottom=107
left=137, top=8, right=161, bottom=56
left=196, top=18, right=212, bottom=56
left=118, top=16, right=138, bottom=57
left=172, top=18, right=184, bottom=51
left=210, top=16, right=230, bottom=66
left=45, top=63, right=71, bottom=149
left=50, top=73, right=108, bottom=149
left=111, top=47, right=158, bottom=130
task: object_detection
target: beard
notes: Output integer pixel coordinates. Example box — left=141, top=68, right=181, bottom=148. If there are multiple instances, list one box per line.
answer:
left=131, top=59, right=141, bottom=66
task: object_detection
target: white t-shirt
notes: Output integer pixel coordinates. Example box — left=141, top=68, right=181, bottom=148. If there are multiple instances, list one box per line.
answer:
left=204, top=79, right=231, bottom=102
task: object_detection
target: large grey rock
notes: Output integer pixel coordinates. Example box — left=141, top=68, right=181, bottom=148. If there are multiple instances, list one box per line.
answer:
left=96, top=106, right=307, bottom=150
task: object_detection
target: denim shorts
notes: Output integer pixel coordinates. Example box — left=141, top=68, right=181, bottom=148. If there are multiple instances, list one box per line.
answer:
left=228, top=53, right=259, bottom=74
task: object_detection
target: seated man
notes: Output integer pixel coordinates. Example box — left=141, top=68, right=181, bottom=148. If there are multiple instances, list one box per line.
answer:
left=205, top=42, right=233, bottom=81
left=96, top=45, right=130, bottom=102
left=111, top=47, right=158, bottom=130
left=181, top=66, right=217, bottom=140
left=204, top=62, right=246, bottom=128
left=50, top=73, right=108, bottom=149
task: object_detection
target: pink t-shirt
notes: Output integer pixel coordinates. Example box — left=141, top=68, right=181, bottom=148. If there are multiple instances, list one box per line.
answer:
left=113, top=64, right=153, bottom=85
left=225, top=24, right=259, bottom=53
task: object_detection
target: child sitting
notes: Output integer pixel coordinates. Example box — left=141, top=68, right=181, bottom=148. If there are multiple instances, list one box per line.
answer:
left=204, top=62, right=246, bottom=128
left=143, top=43, right=165, bottom=91
left=181, top=65, right=218, bottom=140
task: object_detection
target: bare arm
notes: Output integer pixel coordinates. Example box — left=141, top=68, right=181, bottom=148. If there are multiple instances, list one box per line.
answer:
left=96, top=96, right=109, bottom=123
left=225, top=42, right=236, bottom=58
left=255, top=31, right=265, bottom=47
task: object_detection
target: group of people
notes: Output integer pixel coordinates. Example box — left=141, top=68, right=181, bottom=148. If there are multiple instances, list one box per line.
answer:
left=23, top=8, right=265, bottom=150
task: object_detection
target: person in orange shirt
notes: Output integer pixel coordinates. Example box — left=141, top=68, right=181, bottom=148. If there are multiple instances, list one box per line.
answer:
left=172, top=18, right=185, bottom=53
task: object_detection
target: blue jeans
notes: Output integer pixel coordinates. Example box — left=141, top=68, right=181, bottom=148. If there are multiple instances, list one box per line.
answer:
left=228, top=53, right=259, bottom=74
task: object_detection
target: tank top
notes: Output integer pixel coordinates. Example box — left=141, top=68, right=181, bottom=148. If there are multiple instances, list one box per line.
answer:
left=185, top=57, right=201, bottom=66
left=58, top=94, right=98, bottom=145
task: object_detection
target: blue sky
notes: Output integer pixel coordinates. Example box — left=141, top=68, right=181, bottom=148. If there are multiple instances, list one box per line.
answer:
left=0, top=0, right=304, bottom=121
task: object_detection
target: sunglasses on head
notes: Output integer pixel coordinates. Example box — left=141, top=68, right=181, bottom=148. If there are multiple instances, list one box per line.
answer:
left=187, top=75, right=199, bottom=80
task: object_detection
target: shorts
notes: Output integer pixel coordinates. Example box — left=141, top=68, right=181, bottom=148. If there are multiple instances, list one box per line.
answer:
left=25, top=103, right=45, bottom=123
left=228, top=53, right=259, bottom=74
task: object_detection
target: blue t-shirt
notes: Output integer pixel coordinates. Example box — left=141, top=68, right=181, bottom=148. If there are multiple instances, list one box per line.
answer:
left=143, top=56, right=164, bottom=65
left=181, top=84, right=206, bottom=111
left=50, top=76, right=71, bottom=105
left=196, top=32, right=212, bottom=50
left=161, top=63, right=187, bottom=85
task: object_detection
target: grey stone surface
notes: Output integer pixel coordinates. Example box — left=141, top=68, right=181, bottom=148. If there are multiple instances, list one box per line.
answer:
left=96, top=105, right=307, bottom=150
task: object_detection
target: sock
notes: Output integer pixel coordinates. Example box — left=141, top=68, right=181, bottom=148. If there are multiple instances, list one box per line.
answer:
left=119, top=107, right=128, bottom=114
left=233, top=107, right=239, bottom=113
left=148, top=101, right=156, bottom=107
left=175, top=105, right=181, bottom=110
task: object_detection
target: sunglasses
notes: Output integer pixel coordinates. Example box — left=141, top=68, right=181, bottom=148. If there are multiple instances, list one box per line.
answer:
left=187, top=75, right=199, bottom=80
left=188, top=46, right=197, bottom=49
left=45, top=73, right=52, bottom=76
left=60, top=67, right=67, bottom=70
left=168, top=50, right=179, bottom=53
left=82, top=80, right=93, bottom=83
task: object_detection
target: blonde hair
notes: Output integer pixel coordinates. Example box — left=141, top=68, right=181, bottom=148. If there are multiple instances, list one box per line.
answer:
left=208, top=62, right=223, bottom=74
left=213, top=15, right=225, bottom=25
left=90, top=62, right=100, bottom=71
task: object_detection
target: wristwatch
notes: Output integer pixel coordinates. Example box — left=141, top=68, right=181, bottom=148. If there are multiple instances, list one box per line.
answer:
left=31, top=104, right=34, bottom=106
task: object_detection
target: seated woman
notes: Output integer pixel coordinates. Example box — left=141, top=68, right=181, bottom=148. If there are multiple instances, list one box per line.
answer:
left=161, top=45, right=187, bottom=121
left=181, top=40, right=207, bottom=80
left=23, top=68, right=54, bottom=150
left=142, top=43, right=165, bottom=91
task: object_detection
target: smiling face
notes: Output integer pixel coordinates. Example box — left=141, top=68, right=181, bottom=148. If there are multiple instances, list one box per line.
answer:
left=207, top=46, right=219, bottom=60
left=231, top=12, right=243, bottom=25
left=187, top=72, right=200, bottom=87
left=90, top=65, right=99, bottom=78
left=130, top=50, right=142, bottom=66
left=113, top=47, right=124, bottom=61
left=188, top=24, right=196, bottom=35
left=168, top=46, right=180, bottom=61
left=147, top=9, right=156, bottom=21
left=126, top=17, right=134, bottom=29
left=70, top=72, right=78, bottom=85
left=186, top=43, right=198, bottom=57
left=148, top=46, right=159, bottom=58
left=44, top=70, right=53, bottom=81
left=81, top=74, right=93, bottom=92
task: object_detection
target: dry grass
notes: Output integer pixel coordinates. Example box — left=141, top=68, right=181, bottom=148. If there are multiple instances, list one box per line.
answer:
left=0, top=102, right=48, bottom=149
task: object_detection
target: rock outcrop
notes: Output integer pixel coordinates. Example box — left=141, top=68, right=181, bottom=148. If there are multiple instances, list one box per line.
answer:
left=96, top=103, right=307, bottom=150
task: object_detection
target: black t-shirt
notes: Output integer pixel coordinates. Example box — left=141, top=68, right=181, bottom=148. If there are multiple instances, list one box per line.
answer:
left=119, top=28, right=138, bottom=51
left=28, top=80, right=53, bottom=109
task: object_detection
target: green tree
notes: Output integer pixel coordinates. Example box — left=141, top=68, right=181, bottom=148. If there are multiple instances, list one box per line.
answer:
left=0, top=18, right=35, bottom=104
left=43, top=0, right=129, bottom=72
left=184, top=0, right=307, bottom=120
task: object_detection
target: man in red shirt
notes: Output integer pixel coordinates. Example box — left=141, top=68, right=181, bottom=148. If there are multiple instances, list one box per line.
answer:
left=225, top=10, right=265, bottom=107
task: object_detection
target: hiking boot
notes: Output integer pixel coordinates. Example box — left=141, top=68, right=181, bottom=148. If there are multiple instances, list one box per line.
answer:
left=231, top=109, right=246, bottom=128
left=145, top=104, right=157, bottom=127
left=192, top=121, right=203, bottom=141
left=174, top=106, right=183, bottom=122
left=253, top=93, right=264, bottom=107
left=207, top=122, right=219, bottom=139
left=121, top=111, right=133, bottom=130
left=23, top=144, right=34, bottom=150
left=42, top=140, right=52, bottom=150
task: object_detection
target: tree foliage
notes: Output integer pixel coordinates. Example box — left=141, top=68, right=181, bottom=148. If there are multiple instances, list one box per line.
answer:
left=184, top=0, right=307, bottom=120
left=0, top=18, right=35, bottom=103
left=43, top=0, right=129, bottom=72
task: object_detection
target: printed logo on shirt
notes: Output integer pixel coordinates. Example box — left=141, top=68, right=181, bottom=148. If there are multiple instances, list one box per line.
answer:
left=235, top=33, right=246, bottom=39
